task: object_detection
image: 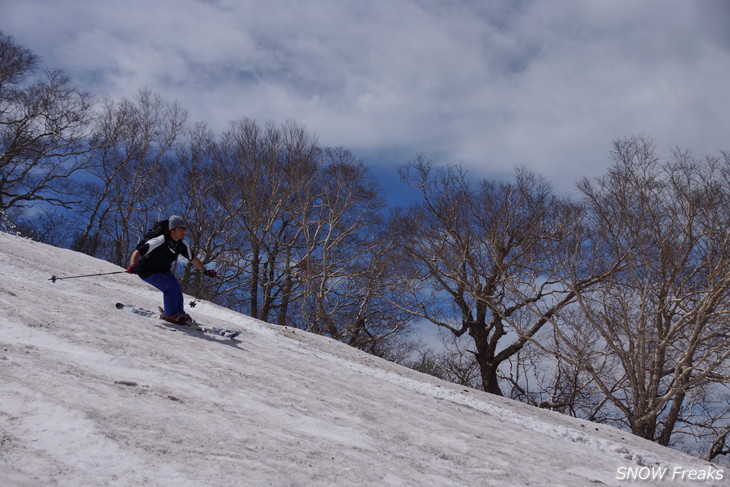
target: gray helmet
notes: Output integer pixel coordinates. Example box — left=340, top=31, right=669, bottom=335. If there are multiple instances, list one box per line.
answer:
left=168, top=215, right=186, bottom=229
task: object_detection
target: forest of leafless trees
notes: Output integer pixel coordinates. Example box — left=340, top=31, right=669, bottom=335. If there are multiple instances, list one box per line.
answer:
left=2, top=32, right=728, bottom=463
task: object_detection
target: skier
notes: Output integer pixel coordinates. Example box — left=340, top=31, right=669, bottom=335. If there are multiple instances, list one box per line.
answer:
left=126, top=215, right=216, bottom=324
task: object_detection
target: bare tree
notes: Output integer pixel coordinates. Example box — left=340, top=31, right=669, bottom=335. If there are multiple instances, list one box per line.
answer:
left=707, top=426, right=730, bottom=463
left=212, top=119, right=319, bottom=320
left=502, top=322, right=606, bottom=417
left=431, top=334, right=482, bottom=388
left=295, top=147, right=409, bottom=352
left=211, top=126, right=411, bottom=351
left=0, top=32, right=36, bottom=90
left=0, top=32, right=94, bottom=212
left=74, top=90, right=188, bottom=264
left=172, top=122, right=239, bottom=303
left=681, top=386, right=729, bottom=463
left=392, top=158, right=601, bottom=395
left=552, top=135, right=730, bottom=445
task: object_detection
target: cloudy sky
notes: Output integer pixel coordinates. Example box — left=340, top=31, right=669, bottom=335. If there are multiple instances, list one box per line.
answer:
left=4, top=0, right=730, bottom=193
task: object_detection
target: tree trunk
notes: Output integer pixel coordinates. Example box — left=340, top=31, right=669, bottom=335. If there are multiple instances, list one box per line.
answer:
left=631, top=414, right=658, bottom=441
left=479, top=361, right=503, bottom=396
left=250, top=241, right=260, bottom=318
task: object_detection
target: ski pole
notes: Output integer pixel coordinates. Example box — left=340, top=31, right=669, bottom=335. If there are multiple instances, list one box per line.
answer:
left=189, top=271, right=221, bottom=307
left=49, top=271, right=127, bottom=283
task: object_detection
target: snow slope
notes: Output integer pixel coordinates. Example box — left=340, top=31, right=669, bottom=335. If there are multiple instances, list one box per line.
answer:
left=0, top=231, right=725, bottom=487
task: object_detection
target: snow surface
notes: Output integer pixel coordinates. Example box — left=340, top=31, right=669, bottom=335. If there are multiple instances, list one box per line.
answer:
left=0, top=230, right=726, bottom=487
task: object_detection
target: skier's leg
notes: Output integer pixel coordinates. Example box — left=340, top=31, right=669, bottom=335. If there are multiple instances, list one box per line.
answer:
left=141, top=273, right=184, bottom=317
left=161, top=275, right=184, bottom=317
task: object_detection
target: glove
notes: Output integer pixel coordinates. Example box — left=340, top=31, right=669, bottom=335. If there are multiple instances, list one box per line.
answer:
left=204, top=269, right=217, bottom=278
left=126, top=265, right=137, bottom=274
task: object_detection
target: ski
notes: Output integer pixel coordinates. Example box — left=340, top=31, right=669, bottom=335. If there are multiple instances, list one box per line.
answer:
left=157, top=307, right=242, bottom=339
left=115, top=302, right=156, bottom=317
left=115, top=303, right=242, bottom=340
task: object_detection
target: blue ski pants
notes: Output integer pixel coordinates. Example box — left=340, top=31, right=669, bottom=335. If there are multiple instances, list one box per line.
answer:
left=141, top=272, right=184, bottom=317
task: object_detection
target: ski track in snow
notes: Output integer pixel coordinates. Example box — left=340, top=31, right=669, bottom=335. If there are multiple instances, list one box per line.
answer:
left=0, top=231, right=725, bottom=487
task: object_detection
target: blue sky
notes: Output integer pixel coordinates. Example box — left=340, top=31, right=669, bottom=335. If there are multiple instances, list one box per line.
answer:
left=4, top=0, right=730, bottom=196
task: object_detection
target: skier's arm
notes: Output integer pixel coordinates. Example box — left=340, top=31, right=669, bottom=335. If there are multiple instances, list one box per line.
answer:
left=182, top=242, right=216, bottom=276
left=190, top=255, right=216, bottom=277
left=130, top=250, right=141, bottom=266
left=190, top=255, right=207, bottom=273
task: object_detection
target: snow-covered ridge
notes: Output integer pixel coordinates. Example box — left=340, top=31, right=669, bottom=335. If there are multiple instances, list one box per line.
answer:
left=0, top=231, right=723, bottom=486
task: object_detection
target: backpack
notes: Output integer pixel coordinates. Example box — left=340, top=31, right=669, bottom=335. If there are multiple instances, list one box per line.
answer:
left=139, top=219, right=169, bottom=244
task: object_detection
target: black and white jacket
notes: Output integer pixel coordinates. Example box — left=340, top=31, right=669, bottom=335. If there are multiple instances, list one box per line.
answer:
left=135, top=235, right=194, bottom=278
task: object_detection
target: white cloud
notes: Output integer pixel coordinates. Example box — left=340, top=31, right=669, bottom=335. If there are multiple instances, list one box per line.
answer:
left=4, top=0, right=730, bottom=192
